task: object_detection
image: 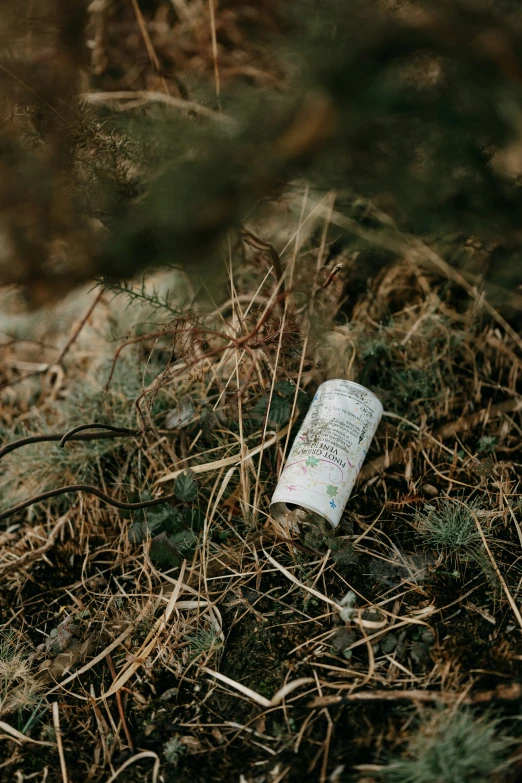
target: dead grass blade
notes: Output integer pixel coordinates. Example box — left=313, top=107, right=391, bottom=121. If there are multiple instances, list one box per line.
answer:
left=0, top=720, right=55, bottom=747
left=83, top=91, right=229, bottom=123
left=202, top=667, right=315, bottom=709
left=52, top=701, right=69, bottom=783
left=45, top=600, right=154, bottom=697
left=202, top=667, right=271, bottom=708
left=262, top=545, right=343, bottom=612
left=103, top=560, right=187, bottom=698
left=106, top=750, right=160, bottom=783
left=466, top=503, right=522, bottom=630
left=156, top=423, right=293, bottom=484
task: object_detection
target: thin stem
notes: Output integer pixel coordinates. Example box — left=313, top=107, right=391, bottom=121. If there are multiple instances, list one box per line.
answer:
left=0, top=484, right=177, bottom=523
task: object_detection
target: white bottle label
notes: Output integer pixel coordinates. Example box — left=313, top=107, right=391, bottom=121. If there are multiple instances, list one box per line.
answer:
left=270, top=380, right=383, bottom=528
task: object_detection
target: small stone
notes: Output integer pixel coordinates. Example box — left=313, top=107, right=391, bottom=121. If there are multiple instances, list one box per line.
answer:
left=331, top=627, right=357, bottom=653
left=380, top=633, right=398, bottom=654
left=160, top=687, right=179, bottom=702
left=421, top=630, right=435, bottom=645
left=340, top=590, right=356, bottom=607
left=411, top=641, right=431, bottom=665
left=395, top=630, right=408, bottom=658
left=340, top=606, right=355, bottom=623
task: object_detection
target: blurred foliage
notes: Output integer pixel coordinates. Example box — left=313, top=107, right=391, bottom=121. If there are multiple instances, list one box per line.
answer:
left=3, top=0, right=522, bottom=301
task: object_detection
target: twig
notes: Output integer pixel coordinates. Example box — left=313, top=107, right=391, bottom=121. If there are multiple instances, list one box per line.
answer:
left=0, top=419, right=292, bottom=522
left=239, top=226, right=285, bottom=292
left=52, top=701, right=69, bottom=783
left=308, top=682, right=522, bottom=708
left=56, top=290, right=103, bottom=365
left=105, top=294, right=285, bottom=392
left=208, top=0, right=221, bottom=98
left=319, top=263, right=343, bottom=289
left=0, top=425, right=187, bottom=460
left=58, top=423, right=138, bottom=447
left=0, top=719, right=55, bottom=747
left=83, top=91, right=230, bottom=123
left=320, top=720, right=333, bottom=783
left=107, top=654, right=135, bottom=753
left=130, top=0, right=169, bottom=94
left=0, top=483, right=177, bottom=523
left=89, top=0, right=110, bottom=76
left=105, top=751, right=160, bottom=783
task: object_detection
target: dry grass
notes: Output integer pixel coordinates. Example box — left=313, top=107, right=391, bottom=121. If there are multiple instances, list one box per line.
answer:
left=0, top=186, right=521, bottom=782
left=0, top=2, right=522, bottom=782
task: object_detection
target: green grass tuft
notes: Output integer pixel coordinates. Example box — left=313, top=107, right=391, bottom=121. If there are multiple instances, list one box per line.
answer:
left=164, top=736, right=186, bottom=766
left=415, top=499, right=483, bottom=555
left=382, top=709, right=512, bottom=783
left=187, top=626, right=221, bottom=662
left=0, top=632, right=42, bottom=717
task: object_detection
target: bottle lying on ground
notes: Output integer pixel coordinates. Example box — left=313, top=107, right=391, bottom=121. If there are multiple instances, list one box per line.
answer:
left=270, top=379, right=383, bottom=530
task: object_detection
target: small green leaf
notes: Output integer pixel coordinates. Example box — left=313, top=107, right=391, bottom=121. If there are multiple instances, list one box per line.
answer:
left=162, top=508, right=187, bottom=535
left=274, top=381, right=308, bottom=409
left=149, top=532, right=182, bottom=569
left=174, top=470, right=198, bottom=502
left=128, top=520, right=147, bottom=544
left=269, top=395, right=292, bottom=424
left=306, top=456, right=319, bottom=467
left=477, top=435, right=497, bottom=454
left=252, top=396, right=268, bottom=418
left=128, top=505, right=183, bottom=543
left=274, top=380, right=296, bottom=398
left=380, top=634, right=398, bottom=654
left=169, top=529, right=197, bottom=555
left=146, top=505, right=175, bottom=532
left=253, top=394, right=292, bottom=425
left=182, top=505, right=205, bottom=532
left=326, top=485, right=338, bottom=497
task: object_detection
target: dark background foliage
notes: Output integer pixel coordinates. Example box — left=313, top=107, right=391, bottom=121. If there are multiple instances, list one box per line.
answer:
left=2, top=0, right=522, bottom=302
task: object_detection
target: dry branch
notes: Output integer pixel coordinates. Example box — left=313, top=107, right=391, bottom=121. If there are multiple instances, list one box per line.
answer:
left=308, top=682, right=522, bottom=708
